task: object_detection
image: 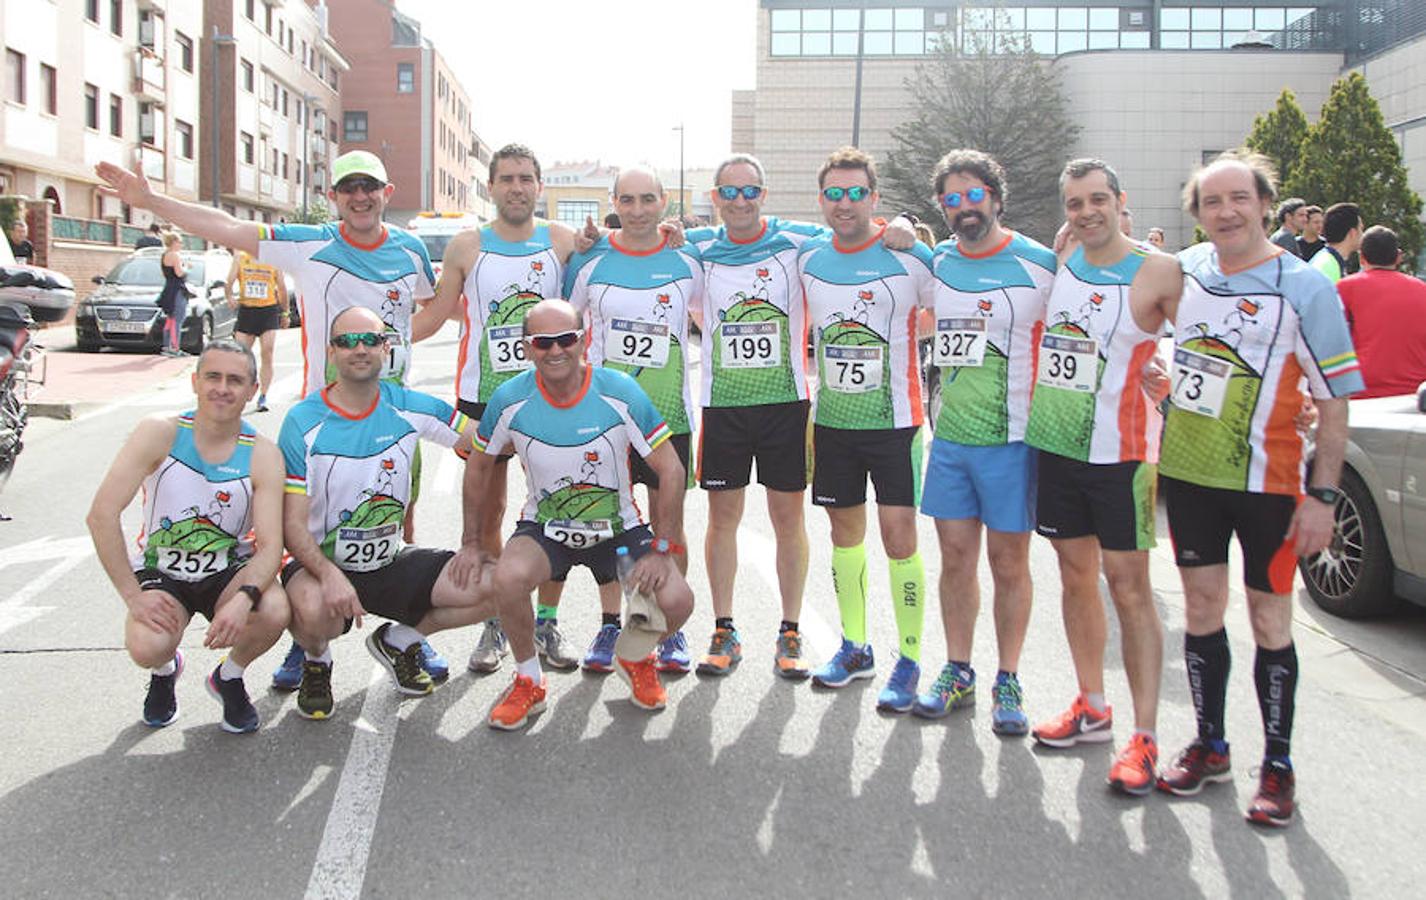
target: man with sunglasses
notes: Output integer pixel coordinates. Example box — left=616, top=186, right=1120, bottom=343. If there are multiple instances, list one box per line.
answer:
left=561, top=165, right=703, bottom=676
left=912, top=150, right=1055, bottom=737
left=96, top=150, right=454, bottom=684
left=277, top=307, right=496, bottom=720
left=797, top=147, right=935, bottom=711
left=686, top=153, right=916, bottom=681
left=1024, top=159, right=1182, bottom=797
left=467, top=299, right=694, bottom=728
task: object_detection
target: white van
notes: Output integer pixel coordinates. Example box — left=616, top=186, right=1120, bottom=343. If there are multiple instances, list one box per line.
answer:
left=406, top=212, right=484, bottom=281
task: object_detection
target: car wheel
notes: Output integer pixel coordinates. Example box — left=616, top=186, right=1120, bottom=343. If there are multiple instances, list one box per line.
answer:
left=76, top=334, right=100, bottom=353
left=184, top=314, right=214, bottom=356
left=1299, top=467, right=1398, bottom=618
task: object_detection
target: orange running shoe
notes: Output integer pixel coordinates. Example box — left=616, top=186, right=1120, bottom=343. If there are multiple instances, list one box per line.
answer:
left=1032, top=694, right=1113, bottom=748
left=696, top=627, right=742, bottom=677
left=774, top=629, right=810, bottom=680
left=616, top=654, right=667, bottom=710
left=487, top=673, right=547, bottom=731
left=1107, top=732, right=1159, bottom=796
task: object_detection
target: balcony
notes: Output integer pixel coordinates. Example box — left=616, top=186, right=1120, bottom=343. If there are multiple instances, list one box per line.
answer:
left=133, top=48, right=166, bottom=104
left=136, top=0, right=166, bottom=11
left=258, top=103, right=274, bottom=133
left=311, top=133, right=327, bottom=158
left=134, top=145, right=166, bottom=183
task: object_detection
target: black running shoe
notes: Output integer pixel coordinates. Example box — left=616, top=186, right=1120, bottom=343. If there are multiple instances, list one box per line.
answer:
left=365, top=623, right=434, bottom=696
left=297, top=659, right=334, bottom=720
left=142, top=650, right=184, bottom=727
left=205, top=664, right=259, bottom=733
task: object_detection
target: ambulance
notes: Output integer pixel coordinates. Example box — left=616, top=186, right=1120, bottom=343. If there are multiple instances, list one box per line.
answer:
left=406, top=211, right=484, bottom=281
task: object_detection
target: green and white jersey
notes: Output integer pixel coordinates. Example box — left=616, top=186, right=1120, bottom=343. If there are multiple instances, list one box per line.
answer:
left=798, top=230, right=935, bottom=430
left=928, top=231, right=1055, bottom=445
left=1025, top=242, right=1164, bottom=464
left=279, top=383, right=467, bottom=572
left=132, top=413, right=256, bottom=581
left=564, top=234, right=703, bottom=435
left=687, top=216, right=823, bottom=408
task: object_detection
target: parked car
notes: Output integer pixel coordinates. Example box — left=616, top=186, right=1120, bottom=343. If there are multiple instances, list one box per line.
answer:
left=1299, top=384, right=1426, bottom=618
left=75, top=248, right=237, bottom=354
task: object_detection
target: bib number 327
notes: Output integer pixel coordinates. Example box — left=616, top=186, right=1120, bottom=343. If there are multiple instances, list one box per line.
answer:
left=933, top=318, right=987, bottom=368
left=1036, top=334, right=1098, bottom=393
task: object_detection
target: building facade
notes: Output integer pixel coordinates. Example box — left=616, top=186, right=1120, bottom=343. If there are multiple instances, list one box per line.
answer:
left=737, top=1, right=1426, bottom=253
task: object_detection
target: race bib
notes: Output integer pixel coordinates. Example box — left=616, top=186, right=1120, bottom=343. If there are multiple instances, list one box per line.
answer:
left=543, top=518, right=614, bottom=549
left=719, top=321, right=781, bottom=369
left=488, top=324, right=530, bottom=373
left=933, top=317, right=987, bottom=368
left=242, top=281, right=270, bottom=300
left=334, top=524, right=401, bottom=572
left=1036, top=334, right=1098, bottom=393
left=824, top=344, right=884, bottom=394
left=382, top=327, right=409, bottom=381
left=1170, top=347, right=1232, bottom=419
left=607, top=318, right=670, bottom=368
left=156, top=546, right=229, bottom=582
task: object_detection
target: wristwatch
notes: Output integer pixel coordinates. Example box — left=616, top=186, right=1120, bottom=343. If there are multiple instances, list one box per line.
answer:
left=237, top=584, right=262, bottom=611
left=650, top=538, right=686, bottom=556
left=1305, top=485, right=1341, bottom=505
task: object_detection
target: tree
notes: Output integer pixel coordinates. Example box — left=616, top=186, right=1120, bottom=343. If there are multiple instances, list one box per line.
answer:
left=1285, top=72, right=1424, bottom=270
left=1243, top=89, right=1309, bottom=188
left=881, top=27, right=1079, bottom=245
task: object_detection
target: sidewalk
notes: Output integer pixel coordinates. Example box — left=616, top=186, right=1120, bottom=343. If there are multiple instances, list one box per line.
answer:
left=25, top=324, right=195, bottom=419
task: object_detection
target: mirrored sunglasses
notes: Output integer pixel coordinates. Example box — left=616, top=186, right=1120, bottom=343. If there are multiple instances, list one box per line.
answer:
left=821, top=185, right=871, bottom=202
left=716, top=185, right=764, bottom=201
left=942, top=187, right=988, bottom=208
left=330, top=331, right=388, bottom=349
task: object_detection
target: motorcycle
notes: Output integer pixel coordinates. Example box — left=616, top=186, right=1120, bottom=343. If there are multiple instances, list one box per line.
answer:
left=0, top=300, right=40, bottom=518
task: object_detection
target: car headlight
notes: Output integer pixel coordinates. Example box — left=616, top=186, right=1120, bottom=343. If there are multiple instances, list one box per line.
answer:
left=78, top=300, right=95, bottom=316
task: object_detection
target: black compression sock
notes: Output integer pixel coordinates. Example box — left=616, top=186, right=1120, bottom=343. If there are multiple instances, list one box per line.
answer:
left=1186, top=628, right=1232, bottom=743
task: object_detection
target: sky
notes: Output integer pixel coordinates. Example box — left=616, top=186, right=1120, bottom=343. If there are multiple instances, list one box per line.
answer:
left=396, top=0, right=758, bottom=171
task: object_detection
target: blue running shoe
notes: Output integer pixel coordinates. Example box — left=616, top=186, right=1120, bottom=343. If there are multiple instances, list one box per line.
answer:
left=583, top=623, right=621, bottom=673
left=913, top=662, right=975, bottom=719
left=877, top=655, right=921, bottom=713
left=655, top=630, right=692, bottom=674
left=991, top=671, right=1029, bottom=735
left=272, top=640, right=305, bottom=691
left=420, top=639, right=450, bottom=683
left=811, top=638, right=875, bottom=688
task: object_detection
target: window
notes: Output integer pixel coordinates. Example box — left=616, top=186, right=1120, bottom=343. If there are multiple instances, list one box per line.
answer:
left=241, top=131, right=254, bottom=165
left=84, top=83, right=98, bottom=128
left=110, top=0, right=122, bottom=36
left=175, top=120, right=193, bottom=159
left=271, top=147, right=279, bottom=174
left=397, top=62, right=414, bottom=94
left=241, top=59, right=254, bottom=92
left=344, top=111, right=368, bottom=142
left=109, top=93, right=122, bottom=137
left=557, top=200, right=600, bottom=228
left=175, top=32, right=193, bottom=72
left=244, top=0, right=254, bottom=19
left=4, top=49, right=23, bottom=105
left=281, top=87, right=288, bottom=117
left=40, top=64, right=56, bottom=115
left=282, top=152, right=289, bottom=179
left=86, top=0, right=99, bottom=23
left=265, top=5, right=273, bottom=35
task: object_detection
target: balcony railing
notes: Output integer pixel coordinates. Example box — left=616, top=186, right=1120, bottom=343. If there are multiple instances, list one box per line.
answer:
left=133, top=48, right=165, bottom=103
left=135, top=145, right=165, bottom=182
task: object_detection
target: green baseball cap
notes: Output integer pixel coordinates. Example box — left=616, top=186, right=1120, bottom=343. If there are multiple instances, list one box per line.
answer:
left=331, top=150, right=388, bottom=186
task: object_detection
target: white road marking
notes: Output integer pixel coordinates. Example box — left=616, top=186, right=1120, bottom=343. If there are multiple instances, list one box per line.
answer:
left=0, top=535, right=93, bottom=636
left=304, top=663, right=400, bottom=900
left=735, top=525, right=835, bottom=657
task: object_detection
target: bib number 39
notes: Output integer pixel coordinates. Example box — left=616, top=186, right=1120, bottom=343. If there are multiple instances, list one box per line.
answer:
left=1036, top=334, right=1098, bottom=393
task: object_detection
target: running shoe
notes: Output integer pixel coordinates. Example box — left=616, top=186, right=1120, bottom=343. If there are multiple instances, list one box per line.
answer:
left=297, top=659, right=334, bottom=720
left=1032, top=694, right=1113, bottom=748
left=488, top=673, right=547, bottom=731
left=582, top=623, right=621, bottom=673
left=467, top=619, right=508, bottom=674
left=991, top=672, right=1029, bottom=736
left=1246, top=759, right=1296, bottom=827
left=616, top=654, right=667, bottom=711
left=534, top=619, right=579, bottom=671
left=697, top=626, right=743, bottom=676
left=913, top=661, right=975, bottom=719
left=256, top=394, right=269, bottom=413
left=365, top=623, right=434, bottom=696
left=876, top=655, right=921, bottom=712
left=419, top=639, right=450, bottom=683
left=774, top=629, right=809, bottom=680
left=271, top=641, right=305, bottom=691
left=1157, top=740, right=1232, bottom=796
left=811, top=638, right=875, bottom=689
left=142, top=650, right=184, bottom=728
left=655, top=630, right=693, bottom=674
left=1107, top=732, right=1159, bottom=796
left=205, top=663, right=259, bottom=734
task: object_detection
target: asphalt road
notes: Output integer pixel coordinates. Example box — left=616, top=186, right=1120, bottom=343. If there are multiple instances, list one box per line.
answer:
left=1, top=325, right=1423, bottom=898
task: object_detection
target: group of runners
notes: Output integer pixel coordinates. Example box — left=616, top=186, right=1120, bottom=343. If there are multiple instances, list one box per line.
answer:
left=87, top=137, right=1362, bottom=830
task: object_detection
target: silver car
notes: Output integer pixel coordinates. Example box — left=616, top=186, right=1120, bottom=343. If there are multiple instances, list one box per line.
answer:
left=1299, top=385, right=1426, bottom=617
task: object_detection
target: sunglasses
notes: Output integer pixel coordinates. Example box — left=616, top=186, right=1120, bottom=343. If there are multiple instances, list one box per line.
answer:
left=821, top=186, right=871, bottom=202
left=716, top=184, right=764, bottom=201
left=335, top=177, right=386, bottom=195
left=527, top=329, right=583, bottom=350
left=330, top=331, right=388, bottom=349
left=942, top=187, right=988, bottom=208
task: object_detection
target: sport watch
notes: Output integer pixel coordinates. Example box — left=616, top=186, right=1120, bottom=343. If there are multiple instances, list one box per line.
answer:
left=651, top=538, right=686, bottom=556
left=237, top=584, right=263, bottom=611
left=1305, top=486, right=1341, bottom=506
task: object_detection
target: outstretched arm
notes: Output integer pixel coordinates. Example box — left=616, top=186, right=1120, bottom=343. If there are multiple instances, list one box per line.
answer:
left=95, top=162, right=262, bottom=256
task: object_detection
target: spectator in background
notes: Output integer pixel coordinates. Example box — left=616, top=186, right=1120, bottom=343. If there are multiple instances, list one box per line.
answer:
left=1297, top=205, right=1324, bottom=260
left=1310, top=202, right=1363, bottom=284
left=157, top=231, right=190, bottom=357
left=7, top=219, right=34, bottom=264
left=913, top=222, right=937, bottom=248
left=135, top=223, right=164, bottom=250
left=1119, top=207, right=1134, bottom=236
left=1146, top=226, right=1166, bottom=249
left=1269, top=197, right=1307, bottom=258
left=603, top=212, right=621, bottom=229
left=1336, top=225, right=1426, bottom=398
